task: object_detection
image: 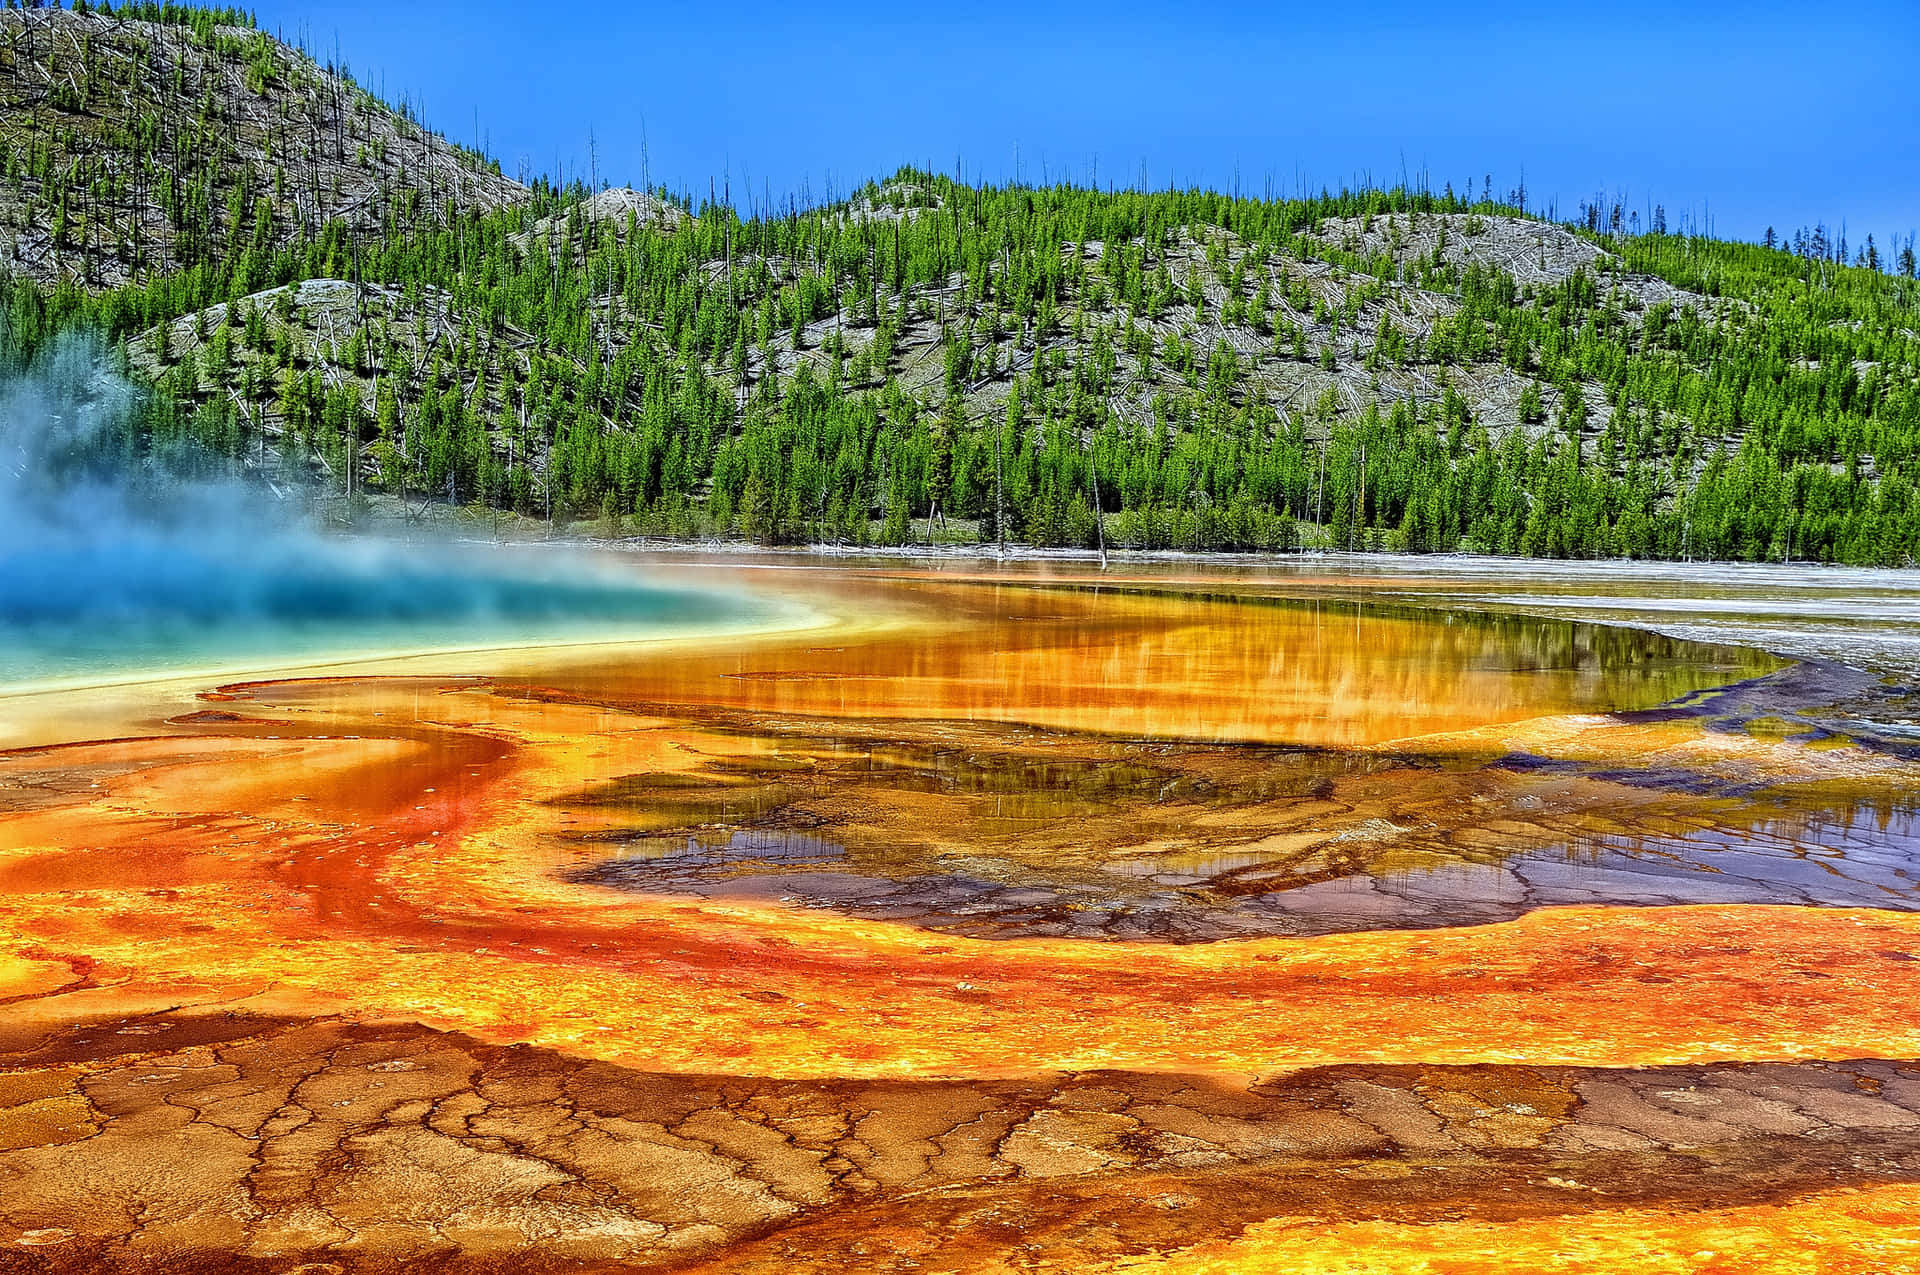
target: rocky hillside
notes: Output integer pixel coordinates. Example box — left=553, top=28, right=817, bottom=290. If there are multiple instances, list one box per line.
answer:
left=0, top=5, right=525, bottom=287
left=0, top=6, right=1913, bottom=563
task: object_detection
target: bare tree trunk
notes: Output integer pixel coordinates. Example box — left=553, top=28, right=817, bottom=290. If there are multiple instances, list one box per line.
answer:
left=1089, top=446, right=1107, bottom=568
left=994, top=415, right=1006, bottom=558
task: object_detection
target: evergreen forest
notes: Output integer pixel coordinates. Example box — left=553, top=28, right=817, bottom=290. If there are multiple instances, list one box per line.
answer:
left=3, top=2, right=1917, bottom=564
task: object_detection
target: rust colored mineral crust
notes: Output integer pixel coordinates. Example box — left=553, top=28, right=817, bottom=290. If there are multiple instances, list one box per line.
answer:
left=1, top=570, right=1916, bottom=1272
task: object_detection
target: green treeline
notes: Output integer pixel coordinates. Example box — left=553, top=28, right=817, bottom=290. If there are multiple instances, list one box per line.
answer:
left=71, top=3, right=256, bottom=29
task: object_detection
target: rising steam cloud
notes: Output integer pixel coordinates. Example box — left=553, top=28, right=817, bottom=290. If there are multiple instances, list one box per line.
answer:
left=0, top=330, right=752, bottom=685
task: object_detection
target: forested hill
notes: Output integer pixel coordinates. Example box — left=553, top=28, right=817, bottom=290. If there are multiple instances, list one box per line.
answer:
left=0, top=4, right=523, bottom=287
left=3, top=4, right=1918, bottom=564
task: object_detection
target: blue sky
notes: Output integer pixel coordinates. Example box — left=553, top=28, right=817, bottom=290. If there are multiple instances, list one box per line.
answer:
left=250, top=0, right=1918, bottom=249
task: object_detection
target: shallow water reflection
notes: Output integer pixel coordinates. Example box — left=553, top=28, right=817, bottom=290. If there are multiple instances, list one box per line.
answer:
left=521, top=578, right=1777, bottom=748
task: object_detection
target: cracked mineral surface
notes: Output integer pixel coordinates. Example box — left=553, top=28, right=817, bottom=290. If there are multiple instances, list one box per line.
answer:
left=3, top=560, right=1919, bottom=1272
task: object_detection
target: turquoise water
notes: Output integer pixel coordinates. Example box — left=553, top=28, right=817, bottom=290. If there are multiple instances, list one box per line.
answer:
left=0, top=337, right=782, bottom=690
left=0, top=540, right=774, bottom=690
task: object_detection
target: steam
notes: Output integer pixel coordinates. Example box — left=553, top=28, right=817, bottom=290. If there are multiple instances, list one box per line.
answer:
left=0, top=331, right=752, bottom=686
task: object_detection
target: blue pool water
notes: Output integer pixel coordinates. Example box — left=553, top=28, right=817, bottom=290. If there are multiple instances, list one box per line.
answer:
left=0, top=537, right=775, bottom=689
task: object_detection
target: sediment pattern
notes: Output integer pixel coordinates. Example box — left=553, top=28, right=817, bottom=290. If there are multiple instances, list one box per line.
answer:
left=6, top=1013, right=1920, bottom=1272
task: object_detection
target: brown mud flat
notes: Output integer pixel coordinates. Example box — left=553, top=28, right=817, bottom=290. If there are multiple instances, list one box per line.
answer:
left=3, top=568, right=1920, bottom=1272
left=5, top=1011, right=1920, bottom=1274
left=559, top=696, right=1920, bottom=942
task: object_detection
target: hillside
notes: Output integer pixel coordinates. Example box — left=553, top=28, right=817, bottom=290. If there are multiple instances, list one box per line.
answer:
left=0, top=4, right=525, bottom=288
left=1, top=4, right=1916, bottom=564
